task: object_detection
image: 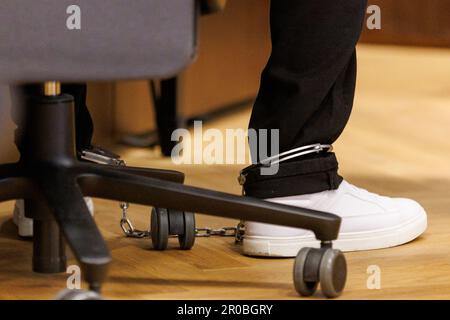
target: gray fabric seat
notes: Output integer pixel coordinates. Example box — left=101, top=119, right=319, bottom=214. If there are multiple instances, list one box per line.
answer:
left=0, top=0, right=197, bottom=82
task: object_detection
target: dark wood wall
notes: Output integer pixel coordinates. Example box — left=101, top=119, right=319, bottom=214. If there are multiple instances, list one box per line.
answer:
left=361, top=0, right=450, bottom=47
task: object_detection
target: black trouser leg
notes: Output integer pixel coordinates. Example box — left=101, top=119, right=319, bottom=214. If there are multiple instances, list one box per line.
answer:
left=244, top=0, right=368, bottom=199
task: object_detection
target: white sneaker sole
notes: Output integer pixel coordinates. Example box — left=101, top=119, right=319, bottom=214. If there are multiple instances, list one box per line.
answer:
left=243, top=213, right=427, bottom=257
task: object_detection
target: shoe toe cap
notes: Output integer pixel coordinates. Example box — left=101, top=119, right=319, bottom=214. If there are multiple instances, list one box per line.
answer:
left=394, top=198, right=427, bottom=223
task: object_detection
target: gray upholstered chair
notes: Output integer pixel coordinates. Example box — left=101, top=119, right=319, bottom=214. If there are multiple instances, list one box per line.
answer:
left=0, top=0, right=346, bottom=299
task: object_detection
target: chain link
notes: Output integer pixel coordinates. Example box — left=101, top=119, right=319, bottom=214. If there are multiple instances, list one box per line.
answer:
left=81, top=148, right=245, bottom=242
left=195, top=227, right=236, bottom=237
left=235, top=221, right=245, bottom=244
left=195, top=221, right=245, bottom=244
left=120, top=202, right=151, bottom=238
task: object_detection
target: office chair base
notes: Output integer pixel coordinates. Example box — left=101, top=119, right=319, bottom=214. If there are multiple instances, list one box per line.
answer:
left=2, top=93, right=345, bottom=297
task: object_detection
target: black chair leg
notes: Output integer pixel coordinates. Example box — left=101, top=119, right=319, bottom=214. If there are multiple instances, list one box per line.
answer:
left=86, top=164, right=185, bottom=183
left=27, top=198, right=67, bottom=274
left=36, top=168, right=111, bottom=291
left=0, top=163, right=32, bottom=202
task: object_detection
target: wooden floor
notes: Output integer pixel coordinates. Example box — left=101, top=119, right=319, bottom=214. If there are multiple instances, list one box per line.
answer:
left=1, top=44, right=450, bottom=299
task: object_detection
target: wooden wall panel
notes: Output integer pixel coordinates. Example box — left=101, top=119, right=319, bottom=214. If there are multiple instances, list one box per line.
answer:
left=86, top=82, right=115, bottom=143
left=179, top=0, right=271, bottom=117
left=361, top=0, right=450, bottom=47
left=113, top=81, right=155, bottom=136
left=0, top=86, right=18, bottom=164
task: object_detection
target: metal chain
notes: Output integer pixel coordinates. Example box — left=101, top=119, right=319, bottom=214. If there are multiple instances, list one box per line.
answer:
left=81, top=148, right=245, bottom=242
left=119, top=188, right=244, bottom=240
left=119, top=196, right=244, bottom=240
left=195, top=221, right=245, bottom=244
left=120, top=202, right=150, bottom=238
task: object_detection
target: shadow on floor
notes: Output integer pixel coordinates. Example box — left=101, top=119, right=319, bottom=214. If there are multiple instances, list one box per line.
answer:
left=107, top=275, right=293, bottom=291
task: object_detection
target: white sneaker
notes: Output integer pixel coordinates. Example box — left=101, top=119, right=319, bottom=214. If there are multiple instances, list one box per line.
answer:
left=13, top=197, right=95, bottom=237
left=243, top=180, right=427, bottom=256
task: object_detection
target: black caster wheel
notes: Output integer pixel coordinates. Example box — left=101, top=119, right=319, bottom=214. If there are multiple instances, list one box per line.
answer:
left=293, top=248, right=319, bottom=297
left=151, top=208, right=196, bottom=250
left=151, top=207, right=169, bottom=250
left=177, top=211, right=196, bottom=250
left=319, top=248, right=347, bottom=298
left=293, top=247, right=347, bottom=298
left=55, top=289, right=103, bottom=300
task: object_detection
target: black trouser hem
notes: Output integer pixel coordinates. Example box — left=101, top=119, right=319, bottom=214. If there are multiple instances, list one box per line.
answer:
left=243, top=153, right=343, bottom=199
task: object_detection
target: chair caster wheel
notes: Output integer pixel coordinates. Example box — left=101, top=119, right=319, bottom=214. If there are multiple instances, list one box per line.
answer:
left=151, top=207, right=169, bottom=250
left=293, top=247, right=347, bottom=298
left=151, top=208, right=196, bottom=250
left=177, top=211, right=196, bottom=250
left=319, top=248, right=347, bottom=298
left=55, top=289, right=103, bottom=300
left=293, top=248, right=319, bottom=297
